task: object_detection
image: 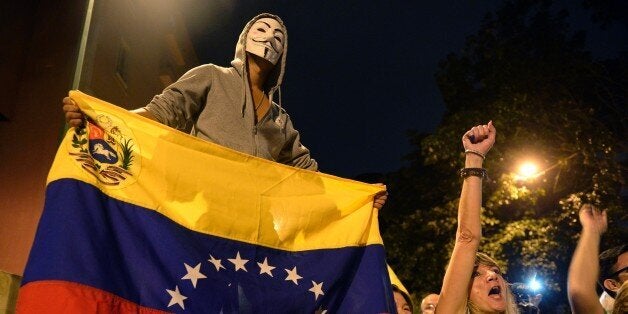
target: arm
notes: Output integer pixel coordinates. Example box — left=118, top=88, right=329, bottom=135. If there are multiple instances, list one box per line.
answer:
left=277, top=115, right=318, bottom=171
left=143, top=65, right=212, bottom=131
left=436, top=121, right=496, bottom=314
left=567, top=204, right=607, bottom=314
left=62, top=64, right=205, bottom=128
left=278, top=113, right=388, bottom=208
left=130, top=108, right=158, bottom=121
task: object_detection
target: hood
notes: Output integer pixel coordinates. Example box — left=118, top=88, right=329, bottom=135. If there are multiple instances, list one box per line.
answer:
left=231, top=13, right=287, bottom=99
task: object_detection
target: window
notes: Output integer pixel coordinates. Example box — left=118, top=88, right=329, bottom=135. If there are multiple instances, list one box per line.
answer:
left=115, top=40, right=129, bottom=89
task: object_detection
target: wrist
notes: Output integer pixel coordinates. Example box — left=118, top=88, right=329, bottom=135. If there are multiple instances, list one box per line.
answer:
left=465, top=155, right=484, bottom=168
left=581, top=227, right=604, bottom=237
left=464, top=148, right=486, bottom=160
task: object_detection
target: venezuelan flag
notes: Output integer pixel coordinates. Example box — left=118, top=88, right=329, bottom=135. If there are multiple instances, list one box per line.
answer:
left=17, top=91, right=394, bottom=313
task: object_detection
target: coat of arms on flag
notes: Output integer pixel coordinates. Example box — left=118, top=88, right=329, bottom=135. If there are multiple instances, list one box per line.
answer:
left=69, top=110, right=139, bottom=187
left=17, top=91, right=396, bottom=313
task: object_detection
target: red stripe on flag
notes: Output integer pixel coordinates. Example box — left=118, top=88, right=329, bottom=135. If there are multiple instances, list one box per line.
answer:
left=17, top=280, right=170, bottom=314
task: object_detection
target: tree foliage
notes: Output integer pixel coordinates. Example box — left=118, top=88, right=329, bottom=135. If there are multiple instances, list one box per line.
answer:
left=381, top=0, right=626, bottom=311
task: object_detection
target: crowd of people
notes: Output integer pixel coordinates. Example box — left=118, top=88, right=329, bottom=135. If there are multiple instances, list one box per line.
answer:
left=62, top=12, right=625, bottom=314
left=393, top=122, right=626, bottom=313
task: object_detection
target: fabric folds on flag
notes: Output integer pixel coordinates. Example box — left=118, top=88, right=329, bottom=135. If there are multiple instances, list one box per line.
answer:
left=17, top=91, right=394, bottom=313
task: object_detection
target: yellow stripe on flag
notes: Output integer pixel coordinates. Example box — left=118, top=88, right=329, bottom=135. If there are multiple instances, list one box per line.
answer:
left=49, top=91, right=385, bottom=252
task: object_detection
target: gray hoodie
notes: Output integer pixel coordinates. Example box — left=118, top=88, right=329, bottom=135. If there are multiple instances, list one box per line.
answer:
left=146, top=13, right=318, bottom=171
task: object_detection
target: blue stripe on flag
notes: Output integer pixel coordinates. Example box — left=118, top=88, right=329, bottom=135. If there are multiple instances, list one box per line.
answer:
left=23, top=179, right=395, bottom=313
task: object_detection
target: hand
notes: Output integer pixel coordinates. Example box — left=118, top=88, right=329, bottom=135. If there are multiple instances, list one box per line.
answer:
left=578, top=204, right=607, bottom=235
left=373, top=183, right=388, bottom=210
left=63, top=97, right=84, bottom=127
left=530, top=293, right=543, bottom=307
left=462, top=120, right=496, bottom=156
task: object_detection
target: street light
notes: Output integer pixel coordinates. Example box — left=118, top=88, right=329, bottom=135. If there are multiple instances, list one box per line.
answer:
left=513, top=152, right=579, bottom=185
left=516, top=162, right=540, bottom=180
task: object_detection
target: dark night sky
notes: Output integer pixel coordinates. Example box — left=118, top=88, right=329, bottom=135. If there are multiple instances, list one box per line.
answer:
left=180, top=1, right=627, bottom=179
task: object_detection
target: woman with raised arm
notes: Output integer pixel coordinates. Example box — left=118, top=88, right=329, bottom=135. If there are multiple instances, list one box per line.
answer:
left=567, top=204, right=608, bottom=314
left=435, top=121, right=519, bottom=314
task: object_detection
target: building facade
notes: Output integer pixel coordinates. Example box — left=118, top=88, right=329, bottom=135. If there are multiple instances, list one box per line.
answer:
left=0, top=0, right=198, bottom=284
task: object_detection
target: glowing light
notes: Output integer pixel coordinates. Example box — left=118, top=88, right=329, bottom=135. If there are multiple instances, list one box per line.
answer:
left=519, top=162, right=538, bottom=177
left=516, top=162, right=539, bottom=180
left=528, top=277, right=542, bottom=292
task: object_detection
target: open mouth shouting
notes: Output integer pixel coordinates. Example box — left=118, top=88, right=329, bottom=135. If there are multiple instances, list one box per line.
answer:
left=488, top=285, right=502, bottom=299
left=470, top=263, right=508, bottom=311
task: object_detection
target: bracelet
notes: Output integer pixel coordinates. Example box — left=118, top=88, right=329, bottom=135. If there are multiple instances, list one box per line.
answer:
left=464, top=149, right=486, bottom=160
left=459, top=168, right=487, bottom=180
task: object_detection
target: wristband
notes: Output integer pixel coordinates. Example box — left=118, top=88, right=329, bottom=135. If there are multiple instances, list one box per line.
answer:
left=464, top=149, right=486, bottom=160
left=459, top=168, right=487, bottom=180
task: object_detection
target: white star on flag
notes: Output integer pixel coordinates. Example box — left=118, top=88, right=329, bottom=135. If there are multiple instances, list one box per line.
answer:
left=228, top=251, right=249, bottom=272
left=166, top=285, right=187, bottom=310
left=284, top=266, right=303, bottom=285
left=208, top=254, right=226, bottom=272
left=181, top=262, right=207, bottom=288
left=309, top=280, right=325, bottom=300
left=257, top=257, right=276, bottom=277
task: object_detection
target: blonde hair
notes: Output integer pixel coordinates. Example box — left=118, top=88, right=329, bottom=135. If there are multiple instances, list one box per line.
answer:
left=613, top=281, right=628, bottom=314
left=467, top=252, right=520, bottom=314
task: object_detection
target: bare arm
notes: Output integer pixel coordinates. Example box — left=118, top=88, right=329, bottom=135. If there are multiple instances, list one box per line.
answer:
left=436, top=121, right=496, bottom=314
left=567, top=204, right=606, bottom=314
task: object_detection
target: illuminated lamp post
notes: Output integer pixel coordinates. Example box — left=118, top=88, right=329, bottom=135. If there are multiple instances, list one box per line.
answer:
left=511, top=274, right=543, bottom=314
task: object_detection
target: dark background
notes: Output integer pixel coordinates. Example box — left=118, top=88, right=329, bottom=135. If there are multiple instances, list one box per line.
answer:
left=175, top=2, right=628, bottom=311
left=179, top=0, right=626, bottom=178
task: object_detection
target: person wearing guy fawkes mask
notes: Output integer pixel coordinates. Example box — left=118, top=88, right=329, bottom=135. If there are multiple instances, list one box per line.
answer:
left=63, top=14, right=388, bottom=209
left=63, top=13, right=317, bottom=170
left=145, top=13, right=317, bottom=170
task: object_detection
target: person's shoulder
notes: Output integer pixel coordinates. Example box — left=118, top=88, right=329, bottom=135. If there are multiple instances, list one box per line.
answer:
left=201, top=64, right=241, bottom=76
left=182, top=64, right=239, bottom=80
left=187, top=63, right=224, bottom=73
